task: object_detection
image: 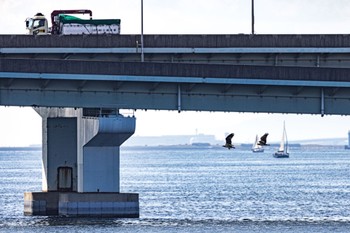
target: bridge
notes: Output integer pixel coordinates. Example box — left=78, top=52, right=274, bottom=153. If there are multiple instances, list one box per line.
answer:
left=1, top=34, right=350, bottom=217
left=2, top=35, right=350, bottom=114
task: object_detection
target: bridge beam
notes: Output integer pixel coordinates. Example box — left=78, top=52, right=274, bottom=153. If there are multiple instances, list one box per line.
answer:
left=24, top=108, right=139, bottom=217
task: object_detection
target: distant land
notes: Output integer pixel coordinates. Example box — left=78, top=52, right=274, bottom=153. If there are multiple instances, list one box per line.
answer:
left=0, top=146, right=41, bottom=151
left=289, top=137, right=348, bottom=146
left=123, top=134, right=349, bottom=148
left=0, top=135, right=348, bottom=150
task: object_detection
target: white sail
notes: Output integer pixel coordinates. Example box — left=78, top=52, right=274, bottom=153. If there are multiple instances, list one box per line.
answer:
left=252, top=135, right=259, bottom=149
left=252, top=134, right=264, bottom=152
left=278, top=122, right=287, bottom=152
left=278, top=129, right=285, bottom=152
left=273, top=122, right=289, bottom=158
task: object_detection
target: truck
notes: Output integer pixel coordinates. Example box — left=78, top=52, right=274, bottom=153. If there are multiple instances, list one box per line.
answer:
left=25, top=10, right=121, bottom=35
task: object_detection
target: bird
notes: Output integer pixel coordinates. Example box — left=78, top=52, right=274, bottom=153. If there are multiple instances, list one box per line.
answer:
left=257, top=133, right=269, bottom=146
left=223, top=133, right=235, bottom=149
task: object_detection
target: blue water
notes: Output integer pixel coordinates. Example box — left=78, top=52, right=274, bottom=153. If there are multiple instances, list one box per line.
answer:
left=1, top=147, right=350, bottom=232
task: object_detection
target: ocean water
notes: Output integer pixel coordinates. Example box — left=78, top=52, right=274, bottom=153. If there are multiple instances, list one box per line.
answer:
left=0, top=146, right=350, bottom=232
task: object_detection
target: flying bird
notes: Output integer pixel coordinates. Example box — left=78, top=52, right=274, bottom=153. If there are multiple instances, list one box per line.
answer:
left=223, top=133, right=235, bottom=149
left=257, top=133, right=269, bottom=146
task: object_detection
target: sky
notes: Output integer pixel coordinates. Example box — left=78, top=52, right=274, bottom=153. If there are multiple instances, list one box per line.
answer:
left=1, top=0, right=350, bottom=146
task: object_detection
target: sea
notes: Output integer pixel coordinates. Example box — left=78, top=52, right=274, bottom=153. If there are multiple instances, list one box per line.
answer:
left=1, top=146, right=350, bottom=233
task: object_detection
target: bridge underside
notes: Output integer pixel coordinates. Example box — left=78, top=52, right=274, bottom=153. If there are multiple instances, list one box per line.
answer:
left=1, top=58, right=350, bottom=115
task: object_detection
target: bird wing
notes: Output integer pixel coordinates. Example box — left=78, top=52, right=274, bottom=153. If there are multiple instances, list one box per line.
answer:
left=225, top=133, right=234, bottom=144
left=259, top=133, right=268, bottom=143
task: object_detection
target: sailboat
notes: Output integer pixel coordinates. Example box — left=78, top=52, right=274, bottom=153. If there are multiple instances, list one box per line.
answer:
left=273, top=122, right=289, bottom=158
left=252, top=135, right=264, bottom=153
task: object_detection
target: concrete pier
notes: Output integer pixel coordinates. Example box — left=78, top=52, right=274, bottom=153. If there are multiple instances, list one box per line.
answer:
left=24, top=192, right=139, bottom=217
left=24, top=108, right=139, bottom=217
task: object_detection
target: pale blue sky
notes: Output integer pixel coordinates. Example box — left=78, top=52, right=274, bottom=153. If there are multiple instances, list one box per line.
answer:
left=1, top=0, right=350, bottom=146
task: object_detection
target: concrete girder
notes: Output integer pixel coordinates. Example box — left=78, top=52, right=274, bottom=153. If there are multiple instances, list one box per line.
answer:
left=77, top=80, right=87, bottom=90
left=293, top=86, right=304, bottom=95
left=257, top=86, right=268, bottom=95
left=328, top=87, right=340, bottom=96
left=186, top=83, right=197, bottom=92
left=149, top=82, right=160, bottom=92
left=40, top=80, right=51, bottom=89
left=221, top=84, right=233, bottom=93
left=4, top=78, right=14, bottom=88
left=113, top=81, right=124, bottom=91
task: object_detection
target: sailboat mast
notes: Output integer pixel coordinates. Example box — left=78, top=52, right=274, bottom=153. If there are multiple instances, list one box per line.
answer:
left=283, top=122, right=288, bottom=152
left=252, top=135, right=258, bottom=149
left=284, top=122, right=288, bottom=153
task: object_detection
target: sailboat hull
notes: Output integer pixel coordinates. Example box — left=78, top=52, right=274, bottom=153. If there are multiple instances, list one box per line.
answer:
left=252, top=134, right=264, bottom=153
left=273, top=152, right=289, bottom=158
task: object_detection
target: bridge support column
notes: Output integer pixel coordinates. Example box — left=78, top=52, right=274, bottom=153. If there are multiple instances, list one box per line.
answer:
left=24, top=108, right=139, bottom=217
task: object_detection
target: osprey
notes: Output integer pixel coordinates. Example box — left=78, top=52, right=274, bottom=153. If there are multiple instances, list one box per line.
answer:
left=257, top=133, right=270, bottom=146
left=223, top=133, right=235, bottom=149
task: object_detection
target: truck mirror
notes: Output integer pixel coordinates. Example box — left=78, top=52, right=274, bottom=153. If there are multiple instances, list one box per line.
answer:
left=25, top=18, right=33, bottom=29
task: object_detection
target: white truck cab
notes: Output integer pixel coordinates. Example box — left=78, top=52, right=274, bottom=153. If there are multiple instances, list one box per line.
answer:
left=25, top=13, right=49, bottom=35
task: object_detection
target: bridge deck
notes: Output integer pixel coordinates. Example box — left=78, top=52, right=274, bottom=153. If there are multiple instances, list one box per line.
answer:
left=1, top=36, right=350, bottom=114
left=1, top=34, right=350, bottom=48
left=0, top=59, right=349, bottom=85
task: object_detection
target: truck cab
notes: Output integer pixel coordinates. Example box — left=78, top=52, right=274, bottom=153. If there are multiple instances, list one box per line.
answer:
left=25, top=13, right=49, bottom=35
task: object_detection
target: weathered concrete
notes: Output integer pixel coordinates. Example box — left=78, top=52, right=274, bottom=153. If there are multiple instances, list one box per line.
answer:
left=25, top=107, right=138, bottom=217
left=2, top=34, right=350, bottom=48
left=2, top=58, right=350, bottom=82
left=82, top=116, right=136, bottom=192
left=24, top=192, right=139, bottom=217
left=24, top=192, right=59, bottom=215
left=59, top=192, right=139, bottom=217
left=35, top=108, right=83, bottom=192
left=2, top=61, right=350, bottom=115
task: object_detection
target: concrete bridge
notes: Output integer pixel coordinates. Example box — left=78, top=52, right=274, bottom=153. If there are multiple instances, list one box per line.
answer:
left=1, top=34, right=350, bottom=217
left=1, top=58, right=350, bottom=114
left=2, top=34, right=350, bottom=68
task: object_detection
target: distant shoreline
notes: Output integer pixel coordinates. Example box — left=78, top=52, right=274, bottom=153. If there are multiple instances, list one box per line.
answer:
left=0, top=143, right=347, bottom=152
left=0, top=147, right=41, bottom=151
left=122, top=143, right=347, bottom=150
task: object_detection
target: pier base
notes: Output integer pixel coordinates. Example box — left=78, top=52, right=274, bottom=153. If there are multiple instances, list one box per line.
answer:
left=24, top=192, right=139, bottom=217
